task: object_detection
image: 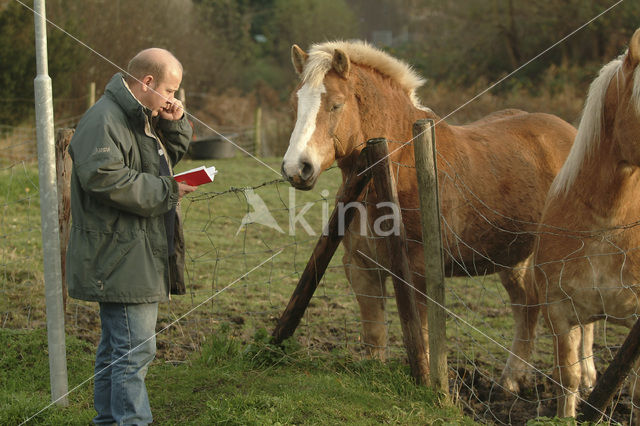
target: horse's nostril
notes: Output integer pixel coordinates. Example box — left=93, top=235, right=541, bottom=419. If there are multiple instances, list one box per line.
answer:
left=300, top=161, right=314, bottom=180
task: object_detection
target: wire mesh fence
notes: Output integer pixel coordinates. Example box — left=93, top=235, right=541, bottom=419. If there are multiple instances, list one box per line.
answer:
left=0, top=128, right=397, bottom=361
left=5, top=42, right=640, bottom=424
left=0, top=125, right=38, bottom=168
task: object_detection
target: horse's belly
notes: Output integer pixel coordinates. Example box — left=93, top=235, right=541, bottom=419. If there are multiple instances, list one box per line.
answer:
left=400, top=204, right=535, bottom=277
left=440, top=228, right=535, bottom=277
left=346, top=199, right=536, bottom=279
left=537, top=246, right=640, bottom=326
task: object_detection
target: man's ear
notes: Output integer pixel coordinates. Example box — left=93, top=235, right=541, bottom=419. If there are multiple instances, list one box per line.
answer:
left=291, top=45, right=308, bottom=75
left=140, top=75, right=154, bottom=91
left=332, top=49, right=350, bottom=79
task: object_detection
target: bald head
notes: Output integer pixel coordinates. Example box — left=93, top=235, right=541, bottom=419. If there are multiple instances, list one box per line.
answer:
left=125, top=48, right=184, bottom=117
left=126, top=48, right=183, bottom=85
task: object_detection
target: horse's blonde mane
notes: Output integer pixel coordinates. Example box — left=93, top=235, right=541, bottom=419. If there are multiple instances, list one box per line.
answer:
left=301, top=40, right=427, bottom=109
left=550, top=56, right=625, bottom=196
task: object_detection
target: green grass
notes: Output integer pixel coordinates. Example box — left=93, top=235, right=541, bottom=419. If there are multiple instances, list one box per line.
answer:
left=0, top=156, right=633, bottom=424
left=0, top=328, right=95, bottom=425
left=1, top=326, right=471, bottom=425
left=1, top=157, right=471, bottom=424
left=0, top=163, right=45, bottom=330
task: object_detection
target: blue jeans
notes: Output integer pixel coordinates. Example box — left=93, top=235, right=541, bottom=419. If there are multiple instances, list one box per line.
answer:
left=93, top=302, right=158, bottom=425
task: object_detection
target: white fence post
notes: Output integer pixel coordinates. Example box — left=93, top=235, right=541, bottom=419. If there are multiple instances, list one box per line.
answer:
left=33, top=0, right=69, bottom=406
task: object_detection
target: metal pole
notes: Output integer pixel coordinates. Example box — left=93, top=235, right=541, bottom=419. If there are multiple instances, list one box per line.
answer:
left=34, top=0, right=69, bottom=407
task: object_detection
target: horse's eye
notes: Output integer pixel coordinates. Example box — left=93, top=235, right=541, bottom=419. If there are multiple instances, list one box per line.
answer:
left=331, top=104, right=344, bottom=112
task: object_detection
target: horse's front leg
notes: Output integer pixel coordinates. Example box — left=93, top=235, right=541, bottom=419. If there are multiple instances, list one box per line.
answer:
left=580, top=322, right=597, bottom=390
left=343, top=248, right=389, bottom=360
left=499, top=258, right=539, bottom=393
left=552, top=321, right=582, bottom=418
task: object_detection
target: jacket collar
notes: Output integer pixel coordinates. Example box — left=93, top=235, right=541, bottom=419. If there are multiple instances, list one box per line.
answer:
left=105, top=73, right=153, bottom=122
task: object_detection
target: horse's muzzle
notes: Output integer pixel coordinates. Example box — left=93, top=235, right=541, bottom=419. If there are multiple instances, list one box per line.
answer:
left=281, top=161, right=316, bottom=190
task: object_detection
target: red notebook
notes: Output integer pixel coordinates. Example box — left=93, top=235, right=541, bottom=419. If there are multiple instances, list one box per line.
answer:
left=173, top=165, right=218, bottom=186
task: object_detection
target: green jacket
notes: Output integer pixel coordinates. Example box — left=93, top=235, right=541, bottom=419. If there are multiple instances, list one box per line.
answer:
left=66, top=73, right=192, bottom=303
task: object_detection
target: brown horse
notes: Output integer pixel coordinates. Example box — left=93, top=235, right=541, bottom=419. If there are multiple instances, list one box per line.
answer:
left=281, top=40, right=575, bottom=391
left=533, top=29, right=640, bottom=420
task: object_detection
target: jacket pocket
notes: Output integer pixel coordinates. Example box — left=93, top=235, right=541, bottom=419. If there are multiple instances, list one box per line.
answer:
left=98, top=236, right=139, bottom=283
left=67, top=228, right=139, bottom=297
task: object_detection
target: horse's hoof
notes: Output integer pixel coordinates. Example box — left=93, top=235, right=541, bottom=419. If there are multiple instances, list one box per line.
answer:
left=500, top=378, right=520, bottom=394
left=581, top=370, right=597, bottom=390
left=366, top=349, right=387, bottom=362
left=499, top=371, right=529, bottom=395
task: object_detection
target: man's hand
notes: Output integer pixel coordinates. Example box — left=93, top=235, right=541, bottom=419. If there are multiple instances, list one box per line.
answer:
left=159, top=99, right=185, bottom=121
left=178, top=182, right=197, bottom=199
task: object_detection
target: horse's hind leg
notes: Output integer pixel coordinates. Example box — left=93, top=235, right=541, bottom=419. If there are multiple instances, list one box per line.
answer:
left=499, top=257, right=540, bottom=393
left=343, top=249, right=389, bottom=360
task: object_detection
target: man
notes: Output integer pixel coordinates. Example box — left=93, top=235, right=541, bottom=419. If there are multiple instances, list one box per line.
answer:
left=66, top=48, right=196, bottom=425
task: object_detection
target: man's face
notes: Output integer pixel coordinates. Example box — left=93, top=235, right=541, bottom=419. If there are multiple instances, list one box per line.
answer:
left=143, top=68, right=182, bottom=117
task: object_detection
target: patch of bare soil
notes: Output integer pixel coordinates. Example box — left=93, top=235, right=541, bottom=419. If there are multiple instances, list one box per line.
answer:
left=454, top=357, right=633, bottom=425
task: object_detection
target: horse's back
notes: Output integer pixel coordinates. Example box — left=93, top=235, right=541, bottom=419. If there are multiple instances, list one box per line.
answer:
left=461, top=111, right=575, bottom=169
left=436, top=111, right=576, bottom=274
left=452, top=110, right=574, bottom=162
left=464, top=108, right=527, bottom=126
left=467, top=109, right=574, bottom=138
left=509, top=111, right=575, bottom=165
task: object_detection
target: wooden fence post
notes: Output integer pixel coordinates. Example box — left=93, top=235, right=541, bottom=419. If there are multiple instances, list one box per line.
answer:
left=272, top=148, right=372, bottom=344
left=413, top=119, right=449, bottom=395
left=366, top=138, right=430, bottom=385
left=178, top=88, right=186, bottom=109
left=579, top=317, right=640, bottom=422
left=55, top=128, right=73, bottom=312
left=254, top=107, right=262, bottom=157
left=87, top=82, right=96, bottom=109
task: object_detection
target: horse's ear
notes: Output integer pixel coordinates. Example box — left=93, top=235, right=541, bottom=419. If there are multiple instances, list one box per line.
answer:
left=629, top=28, right=640, bottom=67
left=332, top=49, right=350, bottom=79
left=291, top=45, right=308, bottom=75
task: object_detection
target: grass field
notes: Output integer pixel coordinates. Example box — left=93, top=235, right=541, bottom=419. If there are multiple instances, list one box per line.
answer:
left=1, top=326, right=473, bottom=425
left=0, top=155, right=634, bottom=424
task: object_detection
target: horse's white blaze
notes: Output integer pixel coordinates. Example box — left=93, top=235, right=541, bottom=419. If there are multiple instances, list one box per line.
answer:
left=282, top=82, right=326, bottom=176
